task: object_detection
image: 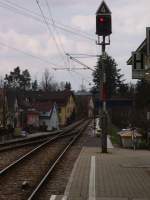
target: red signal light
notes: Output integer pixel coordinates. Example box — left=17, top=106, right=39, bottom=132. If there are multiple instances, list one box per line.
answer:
left=96, top=14, right=112, bottom=36
left=99, top=17, right=104, bottom=23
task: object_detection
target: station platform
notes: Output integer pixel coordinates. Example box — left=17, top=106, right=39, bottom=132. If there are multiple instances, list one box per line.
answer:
left=0, top=121, right=82, bottom=145
left=0, top=130, right=62, bottom=145
left=50, top=127, right=150, bottom=200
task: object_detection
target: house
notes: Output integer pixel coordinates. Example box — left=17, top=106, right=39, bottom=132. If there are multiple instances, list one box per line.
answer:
left=55, top=91, right=76, bottom=126
left=127, top=27, right=150, bottom=80
left=26, top=109, right=39, bottom=128
left=24, top=90, right=77, bottom=127
left=75, top=92, right=94, bottom=118
left=16, top=92, right=38, bottom=129
left=3, top=90, right=76, bottom=128
left=0, top=88, right=8, bottom=128
left=8, top=91, right=59, bottom=131
left=6, top=89, right=19, bottom=128
left=33, top=101, right=59, bottom=131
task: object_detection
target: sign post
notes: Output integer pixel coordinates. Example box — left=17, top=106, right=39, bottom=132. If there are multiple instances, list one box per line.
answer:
left=96, top=1, right=112, bottom=153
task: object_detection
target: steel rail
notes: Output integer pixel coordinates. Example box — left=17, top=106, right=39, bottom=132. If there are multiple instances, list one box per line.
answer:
left=0, top=120, right=83, bottom=152
left=0, top=133, right=61, bottom=152
left=27, top=121, right=89, bottom=200
left=0, top=121, right=84, bottom=176
left=0, top=130, right=61, bottom=146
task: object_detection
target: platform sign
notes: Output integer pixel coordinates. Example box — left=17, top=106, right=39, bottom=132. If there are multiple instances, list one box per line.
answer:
left=146, top=27, right=150, bottom=56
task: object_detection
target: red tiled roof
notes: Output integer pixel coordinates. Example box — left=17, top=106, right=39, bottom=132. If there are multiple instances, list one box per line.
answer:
left=27, top=110, right=39, bottom=115
left=32, top=90, right=74, bottom=107
left=32, top=101, right=54, bottom=112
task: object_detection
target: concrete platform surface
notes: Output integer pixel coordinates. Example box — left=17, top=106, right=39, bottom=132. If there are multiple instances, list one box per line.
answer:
left=50, top=146, right=150, bottom=200
left=49, top=126, right=150, bottom=200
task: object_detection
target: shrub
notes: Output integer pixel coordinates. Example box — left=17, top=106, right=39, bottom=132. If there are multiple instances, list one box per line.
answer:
left=138, top=140, right=149, bottom=149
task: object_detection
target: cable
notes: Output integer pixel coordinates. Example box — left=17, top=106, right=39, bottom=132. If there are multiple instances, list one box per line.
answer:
left=68, top=53, right=99, bottom=58
left=44, top=0, right=66, bottom=55
left=66, top=53, right=95, bottom=72
left=0, top=41, right=63, bottom=69
left=35, top=0, right=67, bottom=67
left=0, top=1, right=97, bottom=72
left=0, top=0, right=95, bottom=41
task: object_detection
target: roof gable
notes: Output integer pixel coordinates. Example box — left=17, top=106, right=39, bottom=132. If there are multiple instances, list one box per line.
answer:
left=127, top=39, right=147, bottom=65
left=33, top=101, right=54, bottom=112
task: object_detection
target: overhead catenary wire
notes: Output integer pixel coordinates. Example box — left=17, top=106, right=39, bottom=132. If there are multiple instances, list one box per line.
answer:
left=66, top=53, right=95, bottom=72
left=68, top=53, right=99, bottom=58
left=53, top=67, right=87, bottom=71
left=0, top=0, right=97, bottom=78
left=0, top=0, right=95, bottom=41
left=35, top=0, right=67, bottom=67
left=0, top=41, right=63, bottom=69
left=44, top=0, right=66, bottom=55
left=53, top=53, right=95, bottom=71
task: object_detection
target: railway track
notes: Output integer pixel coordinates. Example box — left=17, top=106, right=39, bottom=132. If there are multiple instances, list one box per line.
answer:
left=0, top=120, right=90, bottom=200
left=0, top=120, right=83, bottom=152
left=0, top=121, right=84, bottom=171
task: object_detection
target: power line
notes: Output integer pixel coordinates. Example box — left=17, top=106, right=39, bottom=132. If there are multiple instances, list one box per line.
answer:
left=35, top=0, right=67, bottom=66
left=68, top=53, right=99, bottom=58
left=0, top=0, right=95, bottom=41
left=44, top=0, right=66, bottom=55
left=66, top=53, right=95, bottom=72
left=53, top=67, right=87, bottom=71
left=0, top=41, right=63, bottom=69
left=0, top=1, right=97, bottom=72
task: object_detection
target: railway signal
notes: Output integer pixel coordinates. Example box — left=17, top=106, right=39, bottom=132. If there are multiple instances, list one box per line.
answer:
left=96, top=1, right=112, bottom=153
left=96, top=1, right=112, bottom=36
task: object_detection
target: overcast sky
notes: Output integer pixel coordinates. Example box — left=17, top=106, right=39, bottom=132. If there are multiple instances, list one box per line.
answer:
left=0, top=0, right=150, bottom=90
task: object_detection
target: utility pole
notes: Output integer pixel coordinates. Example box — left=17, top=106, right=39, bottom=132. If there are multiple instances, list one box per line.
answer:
left=96, top=1, right=112, bottom=153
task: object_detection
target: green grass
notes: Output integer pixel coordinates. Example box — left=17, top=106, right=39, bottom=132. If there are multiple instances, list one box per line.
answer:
left=108, top=125, right=120, bottom=145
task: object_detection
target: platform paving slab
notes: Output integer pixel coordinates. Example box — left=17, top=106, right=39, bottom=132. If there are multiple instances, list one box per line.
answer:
left=64, top=146, right=150, bottom=200
left=49, top=195, right=66, bottom=200
left=49, top=196, right=150, bottom=200
left=50, top=127, right=150, bottom=200
left=95, top=198, right=128, bottom=200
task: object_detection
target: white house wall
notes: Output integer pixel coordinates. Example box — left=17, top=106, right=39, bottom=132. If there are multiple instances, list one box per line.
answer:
left=49, top=106, right=59, bottom=131
left=39, top=106, right=59, bottom=131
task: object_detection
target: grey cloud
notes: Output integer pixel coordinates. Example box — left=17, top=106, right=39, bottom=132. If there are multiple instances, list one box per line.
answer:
left=0, top=0, right=150, bottom=90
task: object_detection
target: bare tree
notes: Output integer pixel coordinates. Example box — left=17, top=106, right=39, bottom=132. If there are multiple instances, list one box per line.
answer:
left=41, top=69, right=54, bottom=91
left=0, top=76, right=4, bottom=88
left=59, top=81, right=66, bottom=91
left=79, top=83, right=87, bottom=92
